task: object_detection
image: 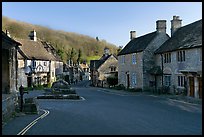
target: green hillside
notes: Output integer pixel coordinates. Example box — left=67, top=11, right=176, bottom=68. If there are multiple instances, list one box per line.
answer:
left=2, top=16, right=118, bottom=64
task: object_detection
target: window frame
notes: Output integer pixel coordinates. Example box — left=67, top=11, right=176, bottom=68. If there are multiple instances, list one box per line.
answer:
left=132, top=53, right=136, bottom=64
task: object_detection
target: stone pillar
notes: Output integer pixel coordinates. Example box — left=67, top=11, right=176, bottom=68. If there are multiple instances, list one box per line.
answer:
left=194, top=77, right=199, bottom=98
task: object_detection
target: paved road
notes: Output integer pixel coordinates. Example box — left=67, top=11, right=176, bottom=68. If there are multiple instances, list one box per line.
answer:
left=2, top=80, right=202, bottom=135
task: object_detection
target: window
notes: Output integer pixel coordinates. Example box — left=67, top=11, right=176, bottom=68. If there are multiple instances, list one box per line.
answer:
left=44, top=61, right=47, bottom=66
left=122, top=55, right=125, bottom=64
left=132, top=73, right=136, bottom=85
left=110, top=66, right=116, bottom=72
left=178, top=76, right=186, bottom=87
left=164, top=75, right=171, bottom=86
left=164, top=53, right=171, bottom=63
left=177, top=50, right=185, bottom=62
left=132, top=53, right=136, bottom=64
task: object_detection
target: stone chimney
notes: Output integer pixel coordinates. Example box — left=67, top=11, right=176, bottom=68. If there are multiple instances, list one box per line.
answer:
left=29, top=30, right=37, bottom=41
left=6, top=30, right=10, bottom=37
left=156, top=20, right=166, bottom=33
left=171, top=15, right=182, bottom=36
left=130, top=31, right=136, bottom=40
left=104, top=47, right=110, bottom=57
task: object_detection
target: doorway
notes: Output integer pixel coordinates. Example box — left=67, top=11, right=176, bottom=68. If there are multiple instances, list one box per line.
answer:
left=127, top=74, right=130, bottom=88
left=27, top=76, right=32, bottom=87
left=189, top=77, right=195, bottom=97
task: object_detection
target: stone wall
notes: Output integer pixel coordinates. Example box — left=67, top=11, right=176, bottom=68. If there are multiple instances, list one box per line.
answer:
left=155, top=47, right=202, bottom=95
left=143, top=33, right=169, bottom=88
left=118, top=52, right=143, bottom=88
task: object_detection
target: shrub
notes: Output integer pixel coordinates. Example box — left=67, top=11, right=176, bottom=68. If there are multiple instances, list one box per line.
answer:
left=128, top=88, right=142, bottom=92
left=107, top=77, right=118, bottom=87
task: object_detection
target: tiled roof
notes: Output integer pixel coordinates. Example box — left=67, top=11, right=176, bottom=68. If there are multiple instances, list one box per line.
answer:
left=118, top=31, right=158, bottom=56
left=15, top=38, right=57, bottom=61
left=155, top=19, right=202, bottom=54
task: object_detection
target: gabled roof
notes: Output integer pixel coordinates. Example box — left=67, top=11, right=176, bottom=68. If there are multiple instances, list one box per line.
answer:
left=90, top=54, right=117, bottom=71
left=15, top=38, right=57, bottom=61
left=2, top=31, right=21, bottom=48
left=155, top=19, right=202, bottom=54
left=118, top=31, right=159, bottom=56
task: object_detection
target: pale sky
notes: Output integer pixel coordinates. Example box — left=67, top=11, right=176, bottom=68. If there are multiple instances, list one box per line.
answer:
left=2, top=2, right=202, bottom=47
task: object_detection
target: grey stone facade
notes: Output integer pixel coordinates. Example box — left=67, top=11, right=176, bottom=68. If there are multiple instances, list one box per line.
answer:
left=118, top=20, right=169, bottom=90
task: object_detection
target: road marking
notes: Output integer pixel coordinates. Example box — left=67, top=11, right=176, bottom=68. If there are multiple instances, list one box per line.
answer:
left=97, top=89, right=135, bottom=96
left=17, top=109, right=49, bottom=135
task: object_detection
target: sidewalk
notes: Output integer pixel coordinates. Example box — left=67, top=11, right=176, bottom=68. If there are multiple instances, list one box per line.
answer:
left=96, top=87, right=202, bottom=105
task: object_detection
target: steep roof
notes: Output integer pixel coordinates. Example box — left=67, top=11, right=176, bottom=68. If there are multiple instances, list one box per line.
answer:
left=15, top=38, right=57, bottom=61
left=90, top=54, right=117, bottom=71
left=155, top=19, right=202, bottom=54
left=118, top=31, right=158, bottom=56
left=2, top=31, right=21, bottom=48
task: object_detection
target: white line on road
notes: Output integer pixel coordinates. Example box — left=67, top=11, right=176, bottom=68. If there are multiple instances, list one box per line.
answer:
left=17, top=109, right=49, bottom=135
left=97, top=89, right=134, bottom=96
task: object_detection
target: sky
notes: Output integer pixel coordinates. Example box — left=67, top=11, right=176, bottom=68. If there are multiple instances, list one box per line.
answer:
left=2, top=2, right=202, bottom=47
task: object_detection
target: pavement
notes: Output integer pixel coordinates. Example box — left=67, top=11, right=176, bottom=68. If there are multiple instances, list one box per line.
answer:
left=2, top=82, right=202, bottom=135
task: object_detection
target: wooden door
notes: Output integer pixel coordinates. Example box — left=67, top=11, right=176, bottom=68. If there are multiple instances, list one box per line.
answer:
left=189, top=77, right=194, bottom=97
left=127, top=74, right=130, bottom=88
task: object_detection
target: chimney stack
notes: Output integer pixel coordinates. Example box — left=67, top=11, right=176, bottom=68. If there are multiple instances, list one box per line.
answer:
left=29, top=29, right=37, bottom=41
left=156, top=20, right=166, bottom=33
left=130, top=31, right=136, bottom=40
left=104, top=47, right=110, bottom=57
left=171, top=15, right=182, bottom=36
left=6, top=30, right=11, bottom=37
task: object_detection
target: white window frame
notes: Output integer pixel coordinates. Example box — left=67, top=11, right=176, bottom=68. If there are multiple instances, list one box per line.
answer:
left=132, top=73, right=136, bottom=86
left=178, top=75, right=186, bottom=87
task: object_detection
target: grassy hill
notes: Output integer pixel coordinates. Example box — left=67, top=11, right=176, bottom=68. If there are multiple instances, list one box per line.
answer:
left=2, top=16, right=118, bottom=64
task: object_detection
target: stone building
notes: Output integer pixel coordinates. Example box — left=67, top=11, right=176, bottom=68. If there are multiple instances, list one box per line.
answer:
left=79, top=62, right=90, bottom=81
left=118, top=20, right=169, bottom=89
left=90, top=47, right=118, bottom=87
left=2, top=30, right=21, bottom=122
left=15, top=30, right=63, bottom=88
left=155, top=16, right=202, bottom=98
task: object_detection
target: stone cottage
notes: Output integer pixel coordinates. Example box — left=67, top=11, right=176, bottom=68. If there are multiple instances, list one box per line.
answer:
left=155, top=16, right=202, bottom=98
left=15, top=30, right=63, bottom=88
left=117, top=20, right=169, bottom=89
left=90, top=47, right=118, bottom=87
left=79, top=62, right=90, bottom=81
left=2, top=30, right=21, bottom=122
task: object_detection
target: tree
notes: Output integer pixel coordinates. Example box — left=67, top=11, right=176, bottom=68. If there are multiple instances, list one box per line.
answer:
left=117, top=46, right=123, bottom=55
left=96, top=36, right=99, bottom=41
left=77, top=49, right=82, bottom=63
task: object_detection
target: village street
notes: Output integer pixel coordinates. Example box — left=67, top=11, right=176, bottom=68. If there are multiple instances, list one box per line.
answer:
left=2, top=81, right=202, bottom=135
